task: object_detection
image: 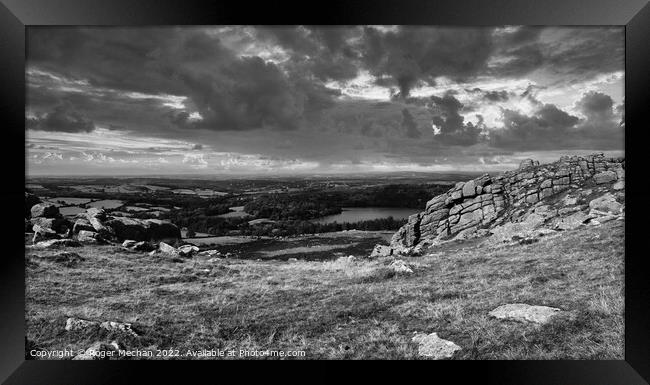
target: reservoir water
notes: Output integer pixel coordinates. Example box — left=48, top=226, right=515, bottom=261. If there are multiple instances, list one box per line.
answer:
left=314, top=207, right=420, bottom=224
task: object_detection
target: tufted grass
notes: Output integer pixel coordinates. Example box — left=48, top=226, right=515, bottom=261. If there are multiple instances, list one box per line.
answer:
left=25, top=220, right=624, bottom=360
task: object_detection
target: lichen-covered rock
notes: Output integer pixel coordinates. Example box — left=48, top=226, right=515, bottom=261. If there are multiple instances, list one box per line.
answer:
left=158, top=242, right=178, bottom=255
left=32, top=224, right=60, bottom=244
left=177, top=244, right=199, bottom=257
left=554, top=211, right=591, bottom=230
left=85, top=208, right=114, bottom=238
left=369, top=244, right=393, bottom=258
left=412, top=332, right=461, bottom=359
left=389, top=153, right=624, bottom=252
left=30, top=203, right=59, bottom=219
left=84, top=209, right=180, bottom=243
left=72, top=218, right=95, bottom=234
left=143, top=219, right=182, bottom=241
left=593, top=170, right=618, bottom=184
left=589, top=193, right=623, bottom=215
left=30, top=239, right=82, bottom=249
left=100, top=321, right=138, bottom=337
left=77, top=230, right=102, bottom=244
left=65, top=317, right=98, bottom=332
left=488, top=303, right=561, bottom=324
left=389, top=259, right=413, bottom=274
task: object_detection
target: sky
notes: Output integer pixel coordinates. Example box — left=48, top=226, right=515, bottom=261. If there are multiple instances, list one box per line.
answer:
left=25, top=26, right=624, bottom=176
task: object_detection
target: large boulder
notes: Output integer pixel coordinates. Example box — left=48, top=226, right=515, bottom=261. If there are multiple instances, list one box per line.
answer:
left=593, top=171, right=618, bottom=184
left=32, top=224, right=60, bottom=244
left=72, top=218, right=95, bottom=234
left=144, top=219, right=181, bottom=241
left=77, top=230, right=102, bottom=244
left=104, top=217, right=150, bottom=241
left=25, top=192, right=41, bottom=218
left=589, top=193, right=623, bottom=215
left=104, top=217, right=181, bottom=242
left=31, top=217, right=70, bottom=234
left=30, top=203, right=59, bottom=219
left=85, top=208, right=114, bottom=238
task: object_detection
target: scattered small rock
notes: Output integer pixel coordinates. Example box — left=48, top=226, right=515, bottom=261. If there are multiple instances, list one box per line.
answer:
left=122, top=240, right=138, bottom=248
left=554, top=211, right=591, bottom=230
left=177, top=244, right=199, bottom=257
left=65, top=317, right=99, bottom=332
left=198, top=249, right=220, bottom=258
left=100, top=321, right=138, bottom=337
left=158, top=242, right=178, bottom=255
left=488, top=303, right=561, bottom=324
left=65, top=317, right=138, bottom=337
left=77, top=230, right=102, bottom=244
left=412, top=332, right=462, bottom=359
left=389, top=259, right=413, bottom=274
left=369, top=244, right=393, bottom=258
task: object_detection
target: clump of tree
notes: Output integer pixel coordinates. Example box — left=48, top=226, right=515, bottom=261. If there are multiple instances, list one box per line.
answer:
left=243, top=193, right=342, bottom=220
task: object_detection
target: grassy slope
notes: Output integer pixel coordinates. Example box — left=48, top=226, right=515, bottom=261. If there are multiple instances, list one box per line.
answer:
left=25, top=220, right=624, bottom=360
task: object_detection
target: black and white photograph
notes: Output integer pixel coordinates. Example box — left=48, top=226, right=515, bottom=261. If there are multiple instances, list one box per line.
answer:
left=23, top=25, right=626, bottom=360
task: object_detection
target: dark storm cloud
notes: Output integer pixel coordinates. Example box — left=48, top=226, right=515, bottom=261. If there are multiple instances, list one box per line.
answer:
left=28, top=27, right=341, bottom=132
left=491, top=27, right=623, bottom=81
left=547, top=28, right=624, bottom=78
left=573, top=91, right=623, bottom=139
left=26, top=26, right=624, bottom=168
left=27, top=102, right=95, bottom=133
left=490, top=105, right=579, bottom=150
left=254, top=26, right=361, bottom=82
left=429, top=93, right=484, bottom=146
left=490, top=92, right=623, bottom=151
left=360, top=27, right=494, bottom=97
left=27, top=26, right=624, bottom=134
left=575, top=91, right=615, bottom=121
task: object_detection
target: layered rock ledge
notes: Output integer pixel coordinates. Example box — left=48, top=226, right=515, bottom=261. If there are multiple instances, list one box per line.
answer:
left=389, top=153, right=624, bottom=255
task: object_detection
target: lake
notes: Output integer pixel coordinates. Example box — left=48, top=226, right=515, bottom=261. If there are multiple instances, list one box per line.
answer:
left=314, top=207, right=420, bottom=224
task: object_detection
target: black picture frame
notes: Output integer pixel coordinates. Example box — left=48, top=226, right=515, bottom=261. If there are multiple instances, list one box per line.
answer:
left=1, top=0, right=648, bottom=383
